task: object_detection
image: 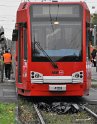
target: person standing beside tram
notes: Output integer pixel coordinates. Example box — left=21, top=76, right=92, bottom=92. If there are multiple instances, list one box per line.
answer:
left=3, top=49, right=12, bottom=80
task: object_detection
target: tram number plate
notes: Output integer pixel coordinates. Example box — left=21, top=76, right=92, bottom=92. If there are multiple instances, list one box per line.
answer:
left=49, top=85, right=66, bottom=91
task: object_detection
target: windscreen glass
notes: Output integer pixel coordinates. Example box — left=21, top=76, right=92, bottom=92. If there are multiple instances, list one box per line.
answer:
left=30, top=4, right=83, bottom=62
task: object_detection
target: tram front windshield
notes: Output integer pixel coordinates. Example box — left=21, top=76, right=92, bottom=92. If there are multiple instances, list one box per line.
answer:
left=30, top=4, right=83, bottom=62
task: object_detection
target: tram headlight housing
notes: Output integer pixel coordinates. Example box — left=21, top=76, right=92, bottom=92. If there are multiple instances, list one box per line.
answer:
left=72, top=71, right=83, bottom=82
left=31, top=71, right=43, bottom=79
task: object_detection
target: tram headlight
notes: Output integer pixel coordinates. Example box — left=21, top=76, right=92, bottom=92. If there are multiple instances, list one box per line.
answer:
left=31, top=71, right=43, bottom=79
left=75, top=73, right=80, bottom=78
left=72, top=71, right=83, bottom=79
left=35, top=73, right=40, bottom=78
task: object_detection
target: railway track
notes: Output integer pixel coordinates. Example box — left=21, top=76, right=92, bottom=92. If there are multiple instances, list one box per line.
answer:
left=33, top=103, right=97, bottom=123
left=36, top=102, right=97, bottom=124
left=18, top=96, right=97, bottom=124
left=18, top=85, right=97, bottom=124
left=33, top=104, right=46, bottom=124
left=80, top=105, right=97, bottom=120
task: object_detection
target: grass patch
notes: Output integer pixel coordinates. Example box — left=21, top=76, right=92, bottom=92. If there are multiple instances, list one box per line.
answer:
left=0, top=102, right=16, bottom=124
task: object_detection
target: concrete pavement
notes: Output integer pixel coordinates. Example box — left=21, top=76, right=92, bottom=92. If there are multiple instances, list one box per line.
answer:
left=83, top=88, right=97, bottom=104
left=92, top=67, right=97, bottom=81
left=0, top=80, right=17, bottom=103
left=82, top=67, right=97, bottom=104
left=91, top=67, right=97, bottom=85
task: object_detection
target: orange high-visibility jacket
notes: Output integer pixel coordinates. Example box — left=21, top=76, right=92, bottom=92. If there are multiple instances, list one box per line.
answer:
left=3, top=53, right=12, bottom=64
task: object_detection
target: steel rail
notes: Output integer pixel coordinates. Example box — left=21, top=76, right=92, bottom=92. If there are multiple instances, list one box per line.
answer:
left=33, top=104, right=46, bottom=124
left=80, top=105, right=97, bottom=119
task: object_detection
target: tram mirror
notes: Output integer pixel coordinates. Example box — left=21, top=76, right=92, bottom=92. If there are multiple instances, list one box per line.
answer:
left=12, top=29, right=18, bottom=41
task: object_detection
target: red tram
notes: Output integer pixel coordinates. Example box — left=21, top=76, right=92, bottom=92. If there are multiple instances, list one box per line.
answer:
left=12, top=1, right=91, bottom=96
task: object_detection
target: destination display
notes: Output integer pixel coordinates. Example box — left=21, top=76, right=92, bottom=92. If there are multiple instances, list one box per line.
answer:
left=32, top=4, right=81, bottom=18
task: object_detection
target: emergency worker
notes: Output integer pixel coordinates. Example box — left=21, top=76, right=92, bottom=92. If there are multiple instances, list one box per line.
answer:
left=3, top=49, right=12, bottom=80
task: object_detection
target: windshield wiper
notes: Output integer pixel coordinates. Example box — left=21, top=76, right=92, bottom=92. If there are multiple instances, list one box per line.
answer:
left=34, top=41, right=58, bottom=69
left=49, top=5, right=54, bottom=32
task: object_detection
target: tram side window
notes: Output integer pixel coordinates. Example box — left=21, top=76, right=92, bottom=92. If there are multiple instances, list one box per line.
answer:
left=24, top=29, right=27, bottom=60
left=86, top=23, right=91, bottom=60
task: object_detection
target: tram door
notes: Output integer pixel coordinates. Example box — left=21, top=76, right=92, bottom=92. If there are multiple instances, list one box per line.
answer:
left=18, top=26, right=23, bottom=83
left=17, top=24, right=27, bottom=83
